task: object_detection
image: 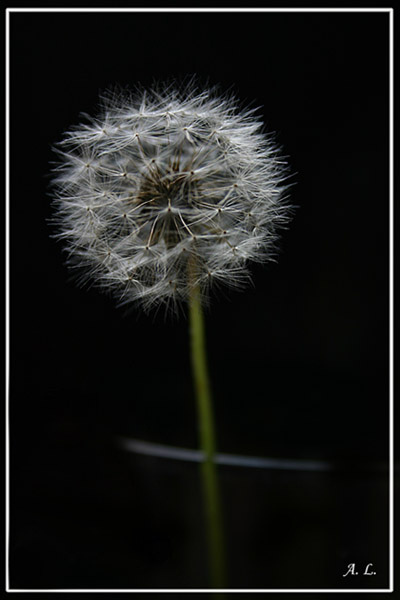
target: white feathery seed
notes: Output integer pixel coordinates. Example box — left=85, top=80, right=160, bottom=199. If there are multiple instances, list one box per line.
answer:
left=51, top=83, right=292, bottom=312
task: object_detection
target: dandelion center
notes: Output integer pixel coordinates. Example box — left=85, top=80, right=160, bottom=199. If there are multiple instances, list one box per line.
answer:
left=134, top=149, right=203, bottom=249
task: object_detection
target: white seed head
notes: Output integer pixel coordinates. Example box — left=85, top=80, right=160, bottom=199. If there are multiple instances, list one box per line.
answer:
left=51, top=83, right=292, bottom=313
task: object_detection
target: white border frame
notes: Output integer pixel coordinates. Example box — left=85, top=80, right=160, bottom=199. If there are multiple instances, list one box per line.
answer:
left=5, top=6, right=394, bottom=594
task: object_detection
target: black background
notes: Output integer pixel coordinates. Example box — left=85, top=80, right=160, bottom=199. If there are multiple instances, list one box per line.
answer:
left=9, top=10, right=390, bottom=590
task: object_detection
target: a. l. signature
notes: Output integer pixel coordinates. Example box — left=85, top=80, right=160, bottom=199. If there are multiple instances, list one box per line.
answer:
left=343, top=563, right=376, bottom=577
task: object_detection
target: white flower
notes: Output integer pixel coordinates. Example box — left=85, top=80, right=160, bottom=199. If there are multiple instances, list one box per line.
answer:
left=51, top=83, right=291, bottom=312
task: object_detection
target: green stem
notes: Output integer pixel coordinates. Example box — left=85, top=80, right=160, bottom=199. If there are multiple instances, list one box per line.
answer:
left=188, top=279, right=226, bottom=589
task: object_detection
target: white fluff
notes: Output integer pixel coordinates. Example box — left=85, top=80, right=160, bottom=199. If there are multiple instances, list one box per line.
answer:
left=51, top=83, right=292, bottom=312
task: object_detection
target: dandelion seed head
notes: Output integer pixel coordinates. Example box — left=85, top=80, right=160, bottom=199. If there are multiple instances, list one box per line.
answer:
left=51, top=82, right=292, bottom=312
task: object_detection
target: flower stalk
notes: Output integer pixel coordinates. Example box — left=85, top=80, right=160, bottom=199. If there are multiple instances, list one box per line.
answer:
left=188, top=272, right=226, bottom=588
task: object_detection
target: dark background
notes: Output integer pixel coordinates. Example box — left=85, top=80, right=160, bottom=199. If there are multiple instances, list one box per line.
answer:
left=9, top=10, right=391, bottom=590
